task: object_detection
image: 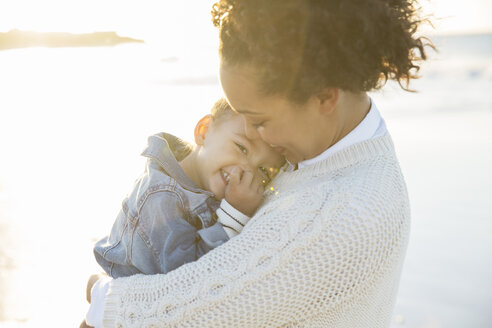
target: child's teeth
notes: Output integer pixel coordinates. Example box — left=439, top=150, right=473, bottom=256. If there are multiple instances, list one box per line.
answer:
left=222, top=170, right=230, bottom=183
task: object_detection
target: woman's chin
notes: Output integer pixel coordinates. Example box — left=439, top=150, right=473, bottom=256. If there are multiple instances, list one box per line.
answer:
left=284, top=153, right=302, bottom=165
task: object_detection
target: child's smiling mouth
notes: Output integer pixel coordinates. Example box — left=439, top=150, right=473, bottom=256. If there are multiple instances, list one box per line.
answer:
left=220, top=169, right=231, bottom=185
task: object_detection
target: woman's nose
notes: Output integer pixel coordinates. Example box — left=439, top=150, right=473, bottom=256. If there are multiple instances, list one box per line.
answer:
left=242, top=116, right=260, bottom=140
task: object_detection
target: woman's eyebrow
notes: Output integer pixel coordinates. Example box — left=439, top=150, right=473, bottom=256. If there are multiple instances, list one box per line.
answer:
left=235, top=108, right=262, bottom=115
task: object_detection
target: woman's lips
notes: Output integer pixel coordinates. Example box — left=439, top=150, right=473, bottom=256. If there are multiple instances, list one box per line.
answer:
left=269, top=144, right=285, bottom=154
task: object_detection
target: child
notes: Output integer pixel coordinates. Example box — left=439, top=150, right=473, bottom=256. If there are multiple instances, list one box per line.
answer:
left=93, top=98, right=284, bottom=278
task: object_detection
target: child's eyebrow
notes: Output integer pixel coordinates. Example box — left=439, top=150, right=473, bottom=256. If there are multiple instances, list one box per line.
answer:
left=234, top=133, right=252, bottom=143
left=233, top=133, right=255, bottom=148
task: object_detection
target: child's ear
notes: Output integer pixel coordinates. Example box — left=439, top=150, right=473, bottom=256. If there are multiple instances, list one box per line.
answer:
left=194, top=114, right=212, bottom=145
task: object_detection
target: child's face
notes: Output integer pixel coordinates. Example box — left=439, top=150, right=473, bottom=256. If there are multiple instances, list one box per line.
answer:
left=195, top=113, right=285, bottom=200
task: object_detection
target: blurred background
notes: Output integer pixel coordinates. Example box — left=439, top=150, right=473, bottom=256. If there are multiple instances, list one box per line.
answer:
left=0, top=0, right=491, bottom=327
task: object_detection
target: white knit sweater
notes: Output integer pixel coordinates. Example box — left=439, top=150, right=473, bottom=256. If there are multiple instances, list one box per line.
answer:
left=102, top=135, right=410, bottom=328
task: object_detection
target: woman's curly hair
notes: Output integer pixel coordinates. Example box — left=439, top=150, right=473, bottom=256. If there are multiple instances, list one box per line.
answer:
left=212, top=0, right=433, bottom=103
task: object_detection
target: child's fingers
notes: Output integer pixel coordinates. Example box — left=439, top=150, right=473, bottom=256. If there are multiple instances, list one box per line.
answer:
left=228, top=167, right=242, bottom=186
left=252, top=175, right=265, bottom=191
left=240, top=170, right=254, bottom=186
left=251, top=174, right=266, bottom=193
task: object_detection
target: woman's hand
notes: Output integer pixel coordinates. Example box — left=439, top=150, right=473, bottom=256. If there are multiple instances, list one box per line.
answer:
left=83, top=273, right=111, bottom=328
left=81, top=273, right=106, bottom=328
left=86, top=273, right=106, bottom=303
left=79, top=320, right=94, bottom=328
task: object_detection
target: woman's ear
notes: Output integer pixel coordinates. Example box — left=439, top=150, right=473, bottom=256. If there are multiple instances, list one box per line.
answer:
left=317, top=88, right=339, bottom=115
left=194, top=114, right=212, bottom=145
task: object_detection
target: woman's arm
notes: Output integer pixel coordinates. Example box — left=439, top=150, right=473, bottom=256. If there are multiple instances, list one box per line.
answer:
left=100, top=184, right=409, bottom=327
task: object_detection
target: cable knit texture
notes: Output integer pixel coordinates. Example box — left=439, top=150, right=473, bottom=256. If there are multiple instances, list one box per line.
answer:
left=102, top=135, right=410, bottom=328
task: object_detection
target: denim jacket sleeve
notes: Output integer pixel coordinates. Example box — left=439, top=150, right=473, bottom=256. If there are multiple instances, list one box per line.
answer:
left=136, top=190, right=230, bottom=274
left=95, top=189, right=230, bottom=278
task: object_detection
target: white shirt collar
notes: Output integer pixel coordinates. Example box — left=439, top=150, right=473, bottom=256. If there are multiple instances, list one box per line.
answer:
left=297, top=99, right=386, bottom=169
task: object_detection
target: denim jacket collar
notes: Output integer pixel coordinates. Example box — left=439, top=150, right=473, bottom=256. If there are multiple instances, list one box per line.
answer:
left=141, top=133, right=214, bottom=196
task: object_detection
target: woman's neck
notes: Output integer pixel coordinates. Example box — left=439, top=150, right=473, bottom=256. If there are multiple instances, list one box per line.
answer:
left=330, top=92, right=371, bottom=148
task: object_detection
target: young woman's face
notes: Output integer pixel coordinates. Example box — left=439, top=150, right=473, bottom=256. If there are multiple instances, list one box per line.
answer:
left=220, top=65, right=331, bottom=164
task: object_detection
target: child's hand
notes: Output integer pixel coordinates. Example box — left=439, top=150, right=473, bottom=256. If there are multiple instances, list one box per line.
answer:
left=224, top=167, right=264, bottom=217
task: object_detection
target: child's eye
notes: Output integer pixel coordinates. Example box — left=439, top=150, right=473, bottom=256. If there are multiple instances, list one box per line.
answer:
left=235, top=142, right=248, bottom=154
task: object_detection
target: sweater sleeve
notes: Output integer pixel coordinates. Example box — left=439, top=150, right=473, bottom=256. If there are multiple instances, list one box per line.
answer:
left=102, top=182, right=409, bottom=327
left=215, top=198, right=251, bottom=238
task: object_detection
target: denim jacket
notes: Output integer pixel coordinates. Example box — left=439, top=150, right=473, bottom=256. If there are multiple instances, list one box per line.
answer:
left=94, top=133, right=230, bottom=278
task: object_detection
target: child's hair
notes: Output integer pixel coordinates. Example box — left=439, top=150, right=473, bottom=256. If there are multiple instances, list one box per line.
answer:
left=212, top=0, right=434, bottom=104
left=210, top=98, right=235, bottom=123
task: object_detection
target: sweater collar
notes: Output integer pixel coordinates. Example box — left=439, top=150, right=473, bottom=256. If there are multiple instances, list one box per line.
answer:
left=273, top=135, right=396, bottom=188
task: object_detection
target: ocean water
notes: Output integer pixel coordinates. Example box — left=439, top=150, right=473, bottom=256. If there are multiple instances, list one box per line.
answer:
left=0, top=33, right=491, bottom=327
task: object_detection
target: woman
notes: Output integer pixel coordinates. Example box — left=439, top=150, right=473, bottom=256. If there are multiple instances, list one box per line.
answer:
left=86, top=0, right=430, bottom=327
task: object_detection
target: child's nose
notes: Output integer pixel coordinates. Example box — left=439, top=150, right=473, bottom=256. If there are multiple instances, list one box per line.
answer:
left=239, top=160, right=252, bottom=172
left=242, top=158, right=262, bottom=175
left=236, top=160, right=255, bottom=175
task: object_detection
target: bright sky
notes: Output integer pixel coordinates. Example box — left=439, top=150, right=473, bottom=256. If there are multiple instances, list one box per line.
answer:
left=0, top=0, right=491, bottom=38
left=419, top=0, right=492, bottom=35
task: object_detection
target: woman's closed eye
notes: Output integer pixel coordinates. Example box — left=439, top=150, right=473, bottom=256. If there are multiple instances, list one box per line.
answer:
left=252, top=121, right=265, bottom=129
left=235, top=142, right=248, bottom=155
